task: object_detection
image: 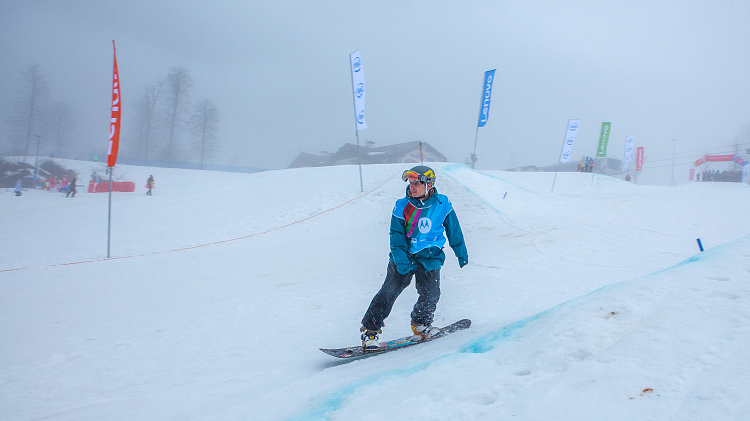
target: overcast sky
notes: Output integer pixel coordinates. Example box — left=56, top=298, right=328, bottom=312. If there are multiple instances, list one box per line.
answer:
left=1, top=0, right=749, bottom=183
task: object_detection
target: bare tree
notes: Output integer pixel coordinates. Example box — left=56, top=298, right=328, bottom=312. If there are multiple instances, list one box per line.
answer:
left=190, top=99, right=219, bottom=168
left=47, top=101, right=74, bottom=158
left=133, top=81, right=163, bottom=160
left=163, top=67, right=193, bottom=161
left=8, top=64, right=50, bottom=157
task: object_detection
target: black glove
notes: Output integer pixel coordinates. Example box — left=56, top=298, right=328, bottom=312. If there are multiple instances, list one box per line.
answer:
left=458, top=256, right=468, bottom=268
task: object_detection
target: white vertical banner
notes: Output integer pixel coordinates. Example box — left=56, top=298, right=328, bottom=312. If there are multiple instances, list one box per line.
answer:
left=349, top=49, right=367, bottom=130
left=551, top=119, right=580, bottom=193
left=621, top=135, right=634, bottom=172
left=559, top=119, right=580, bottom=162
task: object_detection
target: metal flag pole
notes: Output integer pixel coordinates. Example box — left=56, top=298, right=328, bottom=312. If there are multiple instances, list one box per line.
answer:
left=471, top=126, right=479, bottom=169
left=107, top=40, right=115, bottom=258
left=349, top=63, right=363, bottom=193
left=551, top=124, right=568, bottom=193
left=354, top=129, right=363, bottom=193
left=107, top=167, right=113, bottom=258
left=349, top=50, right=364, bottom=192
left=106, top=40, right=121, bottom=258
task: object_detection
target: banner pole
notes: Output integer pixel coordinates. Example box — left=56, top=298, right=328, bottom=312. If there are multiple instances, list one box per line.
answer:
left=349, top=54, right=363, bottom=193
left=551, top=125, right=568, bottom=193
left=471, top=125, right=479, bottom=169
left=107, top=167, right=113, bottom=258
left=355, top=129, right=363, bottom=192
left=106, top=40, right=119, bottom=259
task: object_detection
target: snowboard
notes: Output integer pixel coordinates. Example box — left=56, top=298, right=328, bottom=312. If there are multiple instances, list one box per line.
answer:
left=320, top=319, right=471, bottom=359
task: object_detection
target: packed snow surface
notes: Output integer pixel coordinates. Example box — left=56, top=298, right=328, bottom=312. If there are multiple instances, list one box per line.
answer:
left=2, top=160, right=749, bottom=420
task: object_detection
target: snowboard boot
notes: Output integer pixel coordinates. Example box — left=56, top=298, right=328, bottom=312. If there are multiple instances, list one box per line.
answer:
left=360, top=326, right=382, bottom=351
left=411, top=322, right=441, bottom=339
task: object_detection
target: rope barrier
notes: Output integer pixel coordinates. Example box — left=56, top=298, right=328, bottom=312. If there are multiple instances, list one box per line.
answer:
left=1, top=167, right=405, bottom=273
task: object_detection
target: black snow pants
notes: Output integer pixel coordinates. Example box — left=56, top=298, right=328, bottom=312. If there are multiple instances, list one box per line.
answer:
left=361, top=260, right=441, bottom=331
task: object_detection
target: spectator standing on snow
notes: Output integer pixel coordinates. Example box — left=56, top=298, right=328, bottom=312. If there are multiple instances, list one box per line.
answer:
left=146, top=175, right=155, bottom=195
left=359, top=165, right=468, bottom=351
left=15, top=179, right=23, bottom=196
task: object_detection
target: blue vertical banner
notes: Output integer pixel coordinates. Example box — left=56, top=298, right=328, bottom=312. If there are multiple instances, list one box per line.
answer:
left=477, top=69, right=497, bottom=127
left=349, top=49, right=367, bottom=130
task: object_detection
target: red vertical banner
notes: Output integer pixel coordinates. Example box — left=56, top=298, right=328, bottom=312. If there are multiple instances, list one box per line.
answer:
left=636, top=147, right=644, bottom=171
left=689, top=168, right=695, bottom=181
left=107, top=41, right=121, bottom=167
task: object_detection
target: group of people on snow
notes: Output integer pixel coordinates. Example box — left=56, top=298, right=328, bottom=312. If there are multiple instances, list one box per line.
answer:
left=13, top=174, right=77, bottom=197
left=577, top=156, right=596, bottom=173
left=33, top=174, right=75, bottom=193
left=695, top=169, right=743, bottom=182
left=12, top=173, right=155, bottom=197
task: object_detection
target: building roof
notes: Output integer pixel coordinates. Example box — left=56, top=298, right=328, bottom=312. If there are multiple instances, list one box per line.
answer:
left=289, top=141, right=447, bottom=168
left=288, top=152, right=331, bottom=168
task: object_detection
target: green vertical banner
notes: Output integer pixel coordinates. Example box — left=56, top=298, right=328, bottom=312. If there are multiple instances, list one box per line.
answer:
left=596, top=122, right=612, bottom=157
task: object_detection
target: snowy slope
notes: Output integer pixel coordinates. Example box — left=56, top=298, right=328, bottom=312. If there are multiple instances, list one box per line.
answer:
left=1, top=160, right=749, bottom=420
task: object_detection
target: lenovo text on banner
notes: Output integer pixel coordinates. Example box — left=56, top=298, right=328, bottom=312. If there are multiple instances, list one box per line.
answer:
left=477, top=69, right=496, bottom=127
left=596, top=122, right=611, bottom=158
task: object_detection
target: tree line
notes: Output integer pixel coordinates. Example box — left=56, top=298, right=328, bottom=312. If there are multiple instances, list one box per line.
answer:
left=131, top=67, right=219, bottom=165
left=5, top=65, right=72, bottom=159
left=4, top=64, right=219, bottom=167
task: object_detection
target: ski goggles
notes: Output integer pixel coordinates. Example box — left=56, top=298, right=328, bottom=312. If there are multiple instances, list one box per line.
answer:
left=402, top=170, right=435, bottom=184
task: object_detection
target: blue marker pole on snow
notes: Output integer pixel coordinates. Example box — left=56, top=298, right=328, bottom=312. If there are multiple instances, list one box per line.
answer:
left=696, top=238, right=704, bottom=252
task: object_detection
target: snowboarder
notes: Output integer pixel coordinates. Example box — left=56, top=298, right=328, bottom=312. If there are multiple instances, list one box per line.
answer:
left=146, top=175, right=154, bottom=195
left=15, top=179, right=23, bottom=196
left=360, top=165, right=468, bottom=351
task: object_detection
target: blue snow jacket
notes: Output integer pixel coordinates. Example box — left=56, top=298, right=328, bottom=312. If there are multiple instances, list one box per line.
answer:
left=389, top=186, right=468, bottom=274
